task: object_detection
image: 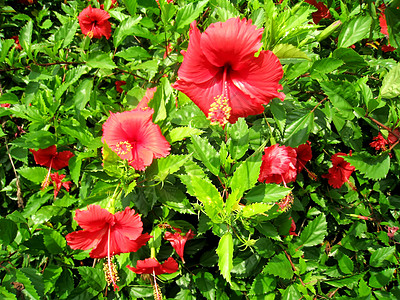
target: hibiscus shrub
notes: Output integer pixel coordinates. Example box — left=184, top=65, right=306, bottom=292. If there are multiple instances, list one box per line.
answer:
left=1, top=0, right=400, bottom=299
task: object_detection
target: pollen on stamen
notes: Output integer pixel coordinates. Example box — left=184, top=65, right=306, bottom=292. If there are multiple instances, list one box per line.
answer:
left=207, top=95, right=232, bottom=126
left=115, top=141, right=132, bottom=155
left=87, top=31, right=94, bottom=38
left=103, top=261, right=120, bottom=291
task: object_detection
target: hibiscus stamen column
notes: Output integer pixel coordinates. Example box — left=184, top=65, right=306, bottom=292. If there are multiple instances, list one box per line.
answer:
left=207, top=66, right=232, bottom=127
left=41, top=160, right=53, bottom=190
left=104, top=224, right=120, bottom=291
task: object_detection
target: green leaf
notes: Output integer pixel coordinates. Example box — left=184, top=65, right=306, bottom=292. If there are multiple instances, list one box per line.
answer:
left=332, top=48, right=367, bottom=70
left=230, top=153, right=262, bottom=202
left=31, top=206, right=66, bottom=225
left=0, top=286, right=17, bottom=300
left=115, top=46, right=150, bottom=60
left=325, top=273, right=365, bottom=288
left=12, top=131, right=56, bottom=149
left=0, top=218, right=18, bottom=246
left=156, top=185, right=194, bottom=214
left=213, top=0, right=240, bottom=21
left=189, top=135, right=220, bottom=176
left=369, top=268, right=395, bottom=288
left=186, top=175, right=224, bottom=222
left=310, top=58, right=344, bottom=79
left=102, top=142, right=124, bottom=178
left=338, top=253, right=354, bottom=274
left=123, top=0, right=137, bottom=16
left=216, top=232, right=233, bottom=284
left=42, top=229, right=66, bottom=254
left=245, top=184, right=291, bottom=203
left=381, top=63, right=400, bottom=99
left=55, top=66, right=87, bottom=100
left=113, top=15, right=142, bottom=47
left=264, top=252, right=293, bottom=279
left=77, top=266, right=107, bottom=291
left=72, top=78, right=93, bottom=112
left=343, top=152, right=390, bottom=180
left=86, top=51, right=116, bottom=69
left=195, top=272, right=216, bottom=300
left=60, top=120, right=94, bottom=147
left=43, top=265, right=63, bottom=294
left=281, top=285, right=302, bottom=300
left=147, top=154, right=192, bottom=182
left=369, top=246, right=396, bottom=268
left=298, top=213, right=327, bottom=247
left=166, top=127, right=203, bottom=143
left=0, top=39, right=14, bottom=63
left=54, top=19, right=79, bottom=48
left=227, top=118, right=249, bottom=160
left=242, top=203, right=274, bottom=218
left=249, top=273, right=276, bottom=295
left=175, top=0, right=209, bottom=30
left=386, top=6, right=400, bottom=49
left=320, top=80, right=358, bottom=120
left=19, top=19, right=33, bottom=51
left=273, top=43, right=310, bottom=60
left=15, top=268, right=42, bottom=300
left=18, top=167, right=47, bottom=184
left=337, top=15, right=372, bottom=48
left=284, top=111, right=314, bottom=147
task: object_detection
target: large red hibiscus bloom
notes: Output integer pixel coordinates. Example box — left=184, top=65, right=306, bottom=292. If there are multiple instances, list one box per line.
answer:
left=172, top=17, right=284, bottom=125
left=30, top=145, right=74, bottom=170
left=78, top=6, right=111, bottom=39
left=322, top=152, right=355, bottom=189
left=102, top=109, right=170, bottom=171
left=258, top=144, right=297, bottom=185
left=126, top=257, right=179, bottom=275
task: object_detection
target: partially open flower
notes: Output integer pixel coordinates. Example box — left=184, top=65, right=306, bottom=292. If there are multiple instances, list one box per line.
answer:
left=164, top=228, right=195, bottom=263
left=322, top=152, right=355, bottom=189
left=126, top=257, right=179, bottom=275
left=50, top=172, right=72, bottom=199
left=115, top=80, right=126, bottom=93
left=370, top=132, right=388, bottom=151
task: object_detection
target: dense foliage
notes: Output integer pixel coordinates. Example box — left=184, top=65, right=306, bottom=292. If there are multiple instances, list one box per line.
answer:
left=1, top=0, right=400, bottom=299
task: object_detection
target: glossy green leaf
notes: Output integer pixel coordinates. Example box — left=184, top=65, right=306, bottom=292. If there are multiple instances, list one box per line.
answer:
left=381, top=63, right=400, bottom=99
left=77, top=266, right=107, bottom=291
left=113, top=15, right=142, bottom=47
left=298, top=213, right=327, bottom=247
left=19, top=19, right=33, bottom=51
left=284, top=111, right=314, bottom=147
left=195, top=272, right=216, bottom=300
left=216, top=232, right=233, bottom=284
left=0, top=218, right=18, bottom=246
left=242, top=203, right=274, bottom=218
left=264, top=252, right=293, bottom=279
left=273, top=43, right=310, bottom=60
left=42, top=229, right=66, bottom=254
left=123, top=0, right=137, bottom=16
left=189, top=135, right=220, bottom=176
left=245, top=184, right=291, bottom=203
left=369, top=246, right=396, bottom=267
left=18, top=167, right=47, bottom=184
left=167, top=127, right=203, bottom=143
left=227, top=118, right=249, bottom=160
left=115, top=46, right=150, bottom=60
left=338, top=253, right=354, bottom=274
left=175, top=0, right=209, bottom=30
left=343, top=152, right=390, bottom=180
left=338, top=15, right=372, bottom=48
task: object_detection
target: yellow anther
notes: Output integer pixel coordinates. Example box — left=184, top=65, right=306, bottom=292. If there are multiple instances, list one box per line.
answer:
left=207, top=95, right=232, bottom=126
left=115, top=141, right=132, bottom=155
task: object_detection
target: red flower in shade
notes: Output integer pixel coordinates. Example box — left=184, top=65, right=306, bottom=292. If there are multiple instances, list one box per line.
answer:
left=30, top=145, right=74, bottom=170
left=172, top=18, right=284, bottom=126
left=78, top=6, right=111, bottom=39
left=127, top=257, right=179, bottom=275
left=295, top=142, right=312, bottom=172
left=388, top=128, right=400, bottom=145
left=289, top=217, right=298, bottom=236
left=10, top=36, right=22, bottom=50
left=379, top=10, right=389, bottom=36
left=50, top=172, right=72, bottom=199
left=164, top=228, right=195, bottom=263
left=370, top=132, right=388, bottom=151
left=382, top=44, right=396, bottom=52
left=258, top=144, right=297, bottom=185
left=387, top=226, right=399, bottom=239
left=137, top=87, right=157, bottom=110
left=18, top=0, right=37, bottom=5
left=66, top=205, right=151, bottom=291
left=1, top=103, right=11, bottom=108
left=305, top=0, right=332, bottom=24
left=115, top=80, right=126, bottom=93
left=322, top=152, right=355, bottom=189
left=102, top=109, right=170, bottom=171
left=98, top=0, right=118, bottom=10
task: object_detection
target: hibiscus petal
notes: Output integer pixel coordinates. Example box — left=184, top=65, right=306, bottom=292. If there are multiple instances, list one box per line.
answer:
left=230, top=51, right=284, bottom=104
left=160, top=257, right=179, bottom=274
left=74, top=205, right=113, bottom=232
left=175, top=21, right=220, bottom=84
left=52, top=150, right=74, bottom=170
left=65, top=229, right=105, bottom=251
left=113, top=207, right=143, bottom=240
left=201, top=18, right=263, bottom=70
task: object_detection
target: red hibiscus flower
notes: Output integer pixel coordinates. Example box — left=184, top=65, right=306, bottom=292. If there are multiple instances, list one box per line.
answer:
left=164, top=228, right=195, bottom=263
left=18, top=0, right=37, bottom=5
left=379, top=9, right=389, bottom=36
left=127, top=257, right=179, bottom=275
left=382, top=44, right=396, bottom=52
left=305, top=0, right=332, bottom=24
left=10, top=36, right=22, bottom=50
left=289, top=217, right=298, bottom=236
left=370, top=132, right=388, bottom=151
left=115, top=80, right=126, bottom=93
left=322, top=152, right=355, bottom=189
left=98, top=0, right=118, bottom=10
left=50, top=172, right=72, bottom=199
left=78, top=6, right=111, bottom=39
left=387, top=226, right=399, bottom=239
left=30, top=145, right=74, bottom=170
left=66, top=205, right=151, bottom=291
left=295, top=142, right=312, bottom=172
left=1, top=103, right=11, bottom=108
left=102, top=109, right=170, bottom=171
left=258, top=144, right=297, bottom=185
left=388, top=128, right=400, bottom=145
left=172, top=17, right=284, bottom=126
left=137, top=87, right=157, bottom=110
